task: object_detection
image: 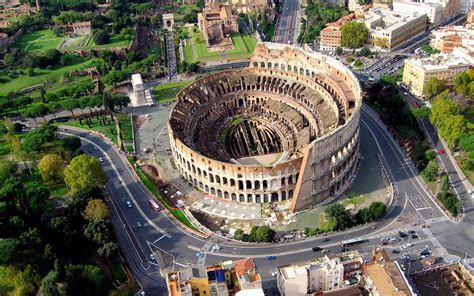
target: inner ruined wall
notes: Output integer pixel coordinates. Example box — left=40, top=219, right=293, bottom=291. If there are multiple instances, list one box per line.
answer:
left=168, top=43, right=362, bottom=211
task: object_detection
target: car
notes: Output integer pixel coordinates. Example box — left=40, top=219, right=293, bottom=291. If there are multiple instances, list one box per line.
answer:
left=93, top=146, right=98, bottom=151
left=126, top=201, right=132, bottom=208
left=321, top=249, right=329, bottom=254
left=402, top=243, right=413, bottom=249
left=392, top=249, right=400, bottom=254
left=411, top=234, right=419, bottom=239
left=271, top=271, right=278, bottom=277
left=99, top=157, right=104, bottom=162
left=401, top=255, right=411, bottom=261
left=196, top=252, right=205, bottom=258
left=137, top=221, right=143, bottom=228
left=408, top=230, right=416, bottom=235
left=420, top=250, right=431, bottom=256
left=149, top=253, right=155, bottom=260
left=322, top=238, right=330, bottom=242
left=390, top=237, right=399, bottom=243
left=400, top=263, right=407, bottom=271
left=438, top=149, right=445, bottom=155
left=399, top=231, right=408, bottom=238
left=266, top=255, right=277, bottom=260
left=211, top=245, right=221, bottom=251
left=312, top=246, right=322, bottom=252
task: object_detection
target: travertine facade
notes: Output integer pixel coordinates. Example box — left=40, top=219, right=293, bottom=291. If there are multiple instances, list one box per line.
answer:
left=168, top=43, right=362, bottom=212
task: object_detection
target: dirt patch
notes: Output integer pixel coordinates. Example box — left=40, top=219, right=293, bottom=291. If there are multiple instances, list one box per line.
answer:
left=134, top=115, right=147, bottom=129
left=191, top=210, right=225, bottom=232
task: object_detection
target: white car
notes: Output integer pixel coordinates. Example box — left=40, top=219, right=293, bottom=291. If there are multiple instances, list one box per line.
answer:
left=402, top=243, right=413, bottom=249
left=149, top=253, right=155, bottom=261
left=126, top=201, right=132, bottom=208
left=211, top=245, right=221, bottom=251
left=99, top=157, right=104, bottom=162
left=271, top=271, right=278, bottom=277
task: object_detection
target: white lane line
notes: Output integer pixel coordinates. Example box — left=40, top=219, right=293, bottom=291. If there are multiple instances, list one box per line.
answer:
left=188, top=245, right=201, bottom=252
left=153, top=235, right=166, bottom=244
left=416, top=207, right=432, bottom=211
left=174, top=261, right=188, bottom=267
left=148, top=261, right=160, bottom=268
left=59, top=130, right=171, bottom=238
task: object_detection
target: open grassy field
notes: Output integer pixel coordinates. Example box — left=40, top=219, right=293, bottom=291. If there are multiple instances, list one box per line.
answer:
left=184, top=29, right=257, bottom=63
left=153, top=80, right=192, bottom=103
left=0, top=56, right=100, bottom=96
left=17, top=29, right=64, bottom=52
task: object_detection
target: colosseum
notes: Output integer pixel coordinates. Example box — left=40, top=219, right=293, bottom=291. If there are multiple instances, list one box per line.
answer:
left=168, top=43, right=362, bottom=212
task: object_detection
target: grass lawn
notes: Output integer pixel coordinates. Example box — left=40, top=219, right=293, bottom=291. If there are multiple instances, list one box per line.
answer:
left=117, top=113, right=134, bottom=153
left=63, top=114, right=119, bottom=144
left=0, top=56, right=101, bottom=96
left=16, top=29, right=64, bottom=52
left=134, top=163, right=203, bottom=234
left=184, top=29, right=257, bottom=63
left=341, top=194, right=367, bottom=208
left=88, top=34, right=133, bottom=49
left=153, top=80, right=192, bottom=103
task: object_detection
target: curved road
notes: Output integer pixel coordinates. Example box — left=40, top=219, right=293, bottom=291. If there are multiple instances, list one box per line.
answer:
left=58, top=106, right=474, bottom=295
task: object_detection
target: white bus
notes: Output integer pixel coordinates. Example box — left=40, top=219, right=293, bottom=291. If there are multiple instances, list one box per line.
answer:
left=149, top=199, right=160, bottom=211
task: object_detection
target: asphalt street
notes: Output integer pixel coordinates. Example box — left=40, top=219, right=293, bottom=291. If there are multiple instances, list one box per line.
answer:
left=273, top=0, right=299, bottom=44
left=55, top=100, right=474, bottom=295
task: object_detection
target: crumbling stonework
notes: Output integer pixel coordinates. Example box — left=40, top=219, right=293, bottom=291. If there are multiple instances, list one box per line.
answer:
left=168, top=43, right=362, bottom=212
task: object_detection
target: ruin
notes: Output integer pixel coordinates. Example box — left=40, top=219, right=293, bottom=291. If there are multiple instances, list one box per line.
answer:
left=168, top=43, right=362, bottom=212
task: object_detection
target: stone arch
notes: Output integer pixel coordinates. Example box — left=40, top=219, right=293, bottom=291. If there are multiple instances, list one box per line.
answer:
left=255, top=195, right=261, bottom=203
left=232, top=193, right=237, bottom=201
left=238, top=180, right=244, bottom=190
left=199, top=182, right=204, bottom=189
left=267, top=62, right=272, bottom=68
left=246, top=180, right=252, bottom=189
left=254, top=180, right=260, bottom=190
left=260, top=62, right=265, bottom=68
left=253, top=62, right=258, bottom=67
left=331, top=155, right=336, bottom=164
left=230, top=178, right=236, bottom=186
left=211, top=187, right=216, bottom=195
left=281, top=177, right=286, bottom=186
left=217, top=189, right=222, bottom=198
left=288, top=175, right=294, bottom=185
left=215, top=175, right=221, bottom=184
left=288, top=189, right=294, bottom=198
left=247, top=194, right=253, bottom=203
left=224, top=191, right=229, bottom=199
left=209, top=174, right=214, bottom=183
left=239, top=194, right=245, bottom=202
left=282, top=191, right=287, bottom=200
left=223, top=177, right=228, bottom=185
left=271, top=192, right=279, bottom=202
left=205, top=185, right=209, bottom=192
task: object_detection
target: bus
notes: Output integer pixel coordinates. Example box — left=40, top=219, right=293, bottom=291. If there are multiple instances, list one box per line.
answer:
left=149, top=199, right=160, bottom=211
left=340, top=238, right=365, bottom=247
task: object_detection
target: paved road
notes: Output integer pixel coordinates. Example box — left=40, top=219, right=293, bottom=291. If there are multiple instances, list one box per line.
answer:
left=165, top=33, right=178, bottom=80
left=274, top=0, right=299, bottom=44
left=56, top=102, right=474, bottom=294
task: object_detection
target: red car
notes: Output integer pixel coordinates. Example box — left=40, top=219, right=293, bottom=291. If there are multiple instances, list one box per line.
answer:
left=438, top=149, right=445, bottom=155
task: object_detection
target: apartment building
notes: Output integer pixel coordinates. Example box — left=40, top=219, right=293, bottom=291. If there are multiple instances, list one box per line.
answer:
left=460, top=0, right=474, bottom=13
left=403, top=48, right=472, bottom=96
left=361, top=249, right=414, bottom=296
left=319, top=14, right=356, bottom=51
left=431, top=24, right=474, bottom=52
left=166, top=258, right=264, bottom=296
left=277, top=252, right=363, bottom=296
left=361, top=8, right=427, bottom=51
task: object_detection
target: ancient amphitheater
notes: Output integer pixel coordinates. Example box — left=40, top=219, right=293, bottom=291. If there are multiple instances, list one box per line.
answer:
left=168, top=43, right=362, bottom=212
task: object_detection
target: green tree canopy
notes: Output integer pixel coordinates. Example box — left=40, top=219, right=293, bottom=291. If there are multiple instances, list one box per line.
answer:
left=325, top=203, right=352, bottom=230
left=83, top=199, right=109, bottom=222
left=38, top=154, right=64, bottom=182
left=64, top=154, right=108, bottom=195
left=341, top=22, right=368, bottom=49
left=22, top=123, right=57, bottom=153
left=424, top=77, right=447, bottom=100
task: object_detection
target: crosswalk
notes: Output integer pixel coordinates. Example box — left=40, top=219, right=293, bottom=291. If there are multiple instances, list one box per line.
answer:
left=406, top=193, right=432, bottom=211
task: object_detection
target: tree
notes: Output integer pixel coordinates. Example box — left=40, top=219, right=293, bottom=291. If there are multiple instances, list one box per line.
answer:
left=430, top=96, right=458, bottom=128
left=255, top=226, right=275, bottom=242
left=40, top=270, right=60, bottom=296
left=62, top=98, right=78, bottom=118
left=84, top=220, right=113, bottom=245
left=424, top=77, right=446, bottom=100
left=63, top=136, right=82, bottom=152
left=422, top=160, right=439, bottom=182
left=367, top=201, right=387, bottom=220
left=38, top=154, right=64, bottom=182
left=454, top=72, right=471, bottom=95
left=22, top=123, right=57, bottom=153
left=440, top=115, right=467, bottom=146
left=97, top=242, right=117, bottom=258
left=93, top=29, right=110, bottom=45
left=335, top=47, right=343, bottom=55
left=410, top=106, right=431, bottom=120
left=84, top=199, right=109, bottom=222
left=341, top=22, right=368, bottom=49
left=325, top=203, right=351, bottom=230
left=29, top=103, right=49, bottom=122
left=64, top=154, right=108, bottom=195
left=0, top=238, right=20, bottom=264
left=44, top=49, right=62, bottom=66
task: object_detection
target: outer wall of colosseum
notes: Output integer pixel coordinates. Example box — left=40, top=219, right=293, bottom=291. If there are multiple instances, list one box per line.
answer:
left=168, top=43, right=362, bottom=213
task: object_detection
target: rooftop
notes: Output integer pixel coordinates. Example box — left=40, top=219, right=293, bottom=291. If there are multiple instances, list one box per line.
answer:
left=408, top=53, right=472, bottom=70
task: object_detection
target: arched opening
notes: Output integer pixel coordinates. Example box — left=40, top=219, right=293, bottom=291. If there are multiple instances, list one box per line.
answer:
left=246, top=180, right=252, bottom=189
left=271, top=192, right=279, bottom=202
left=217, top=190, right=222, bottom=198
left=230, top=179, right=236, bottom=186
left=263, top=180, right=268, bottom=189
left=247, top=194, right=253, bottom=203
left=254, top=180, right=260, bottom=190
left=239, top=194, right=245, bottom=202
left=288, top=190, right=294, bottom=198
left=199, top=182, right=203, bottom=189
left=232, top=193, right=237, bottom=201
left=209, top=174, right=214, bottom=183
left=205, top=185, right=209, bottom=192
left=211, top=187, right=216, bottom=195
left=215, top=175, right=220, bottom=184
left=281, top=177, right=286, bottom=186
left=223, top=177, right=228, bottom=185
left=282, top=191, right=287, bottom=200
left=224, top=191, right=229, bottom=199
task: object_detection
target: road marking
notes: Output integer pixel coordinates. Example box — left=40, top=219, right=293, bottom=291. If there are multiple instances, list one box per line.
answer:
left=416, top=207, right=432, bottom=211
left=59, top=130, right=171, bottom=238
left=174, top=261, right=187, bottom=267
left=148, top=261, right=160, bottom=268
left=154, top=235, right=166, bottom=243
left=188, top=245, right=201, bottom=251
